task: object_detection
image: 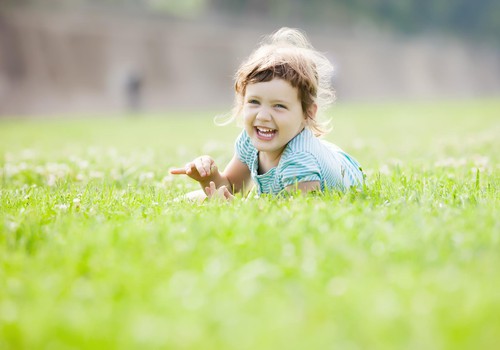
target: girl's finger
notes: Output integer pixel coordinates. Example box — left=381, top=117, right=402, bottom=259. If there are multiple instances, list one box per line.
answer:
left=222, top=186, right=234, bottom=201
left=170, top=168, right=186, bottom=175
left=202, top=157, right=213, bottom=176
left=185, top=162, right=196, bottom=175
left=194, top=158, right=207, bottom=177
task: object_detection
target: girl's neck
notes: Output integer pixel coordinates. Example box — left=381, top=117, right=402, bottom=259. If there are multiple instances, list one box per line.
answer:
left=258, top=149, right=283, bottom=175
left=256, top=127, right=305, bottom=174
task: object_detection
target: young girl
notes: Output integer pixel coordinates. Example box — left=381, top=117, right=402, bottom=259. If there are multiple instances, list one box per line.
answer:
left=170, top=27, right=363, bottom=201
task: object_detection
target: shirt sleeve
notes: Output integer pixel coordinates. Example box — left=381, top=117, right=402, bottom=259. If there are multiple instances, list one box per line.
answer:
left=235, top=130, right=254, bottom=167
left=280, top=152, right=321, bottom=187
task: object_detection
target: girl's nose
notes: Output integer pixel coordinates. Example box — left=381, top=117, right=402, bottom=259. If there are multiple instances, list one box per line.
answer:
left=256, top=109, right=272, bottom=121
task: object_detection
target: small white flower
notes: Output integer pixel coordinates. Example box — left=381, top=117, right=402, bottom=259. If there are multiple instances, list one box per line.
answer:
left=472, top=155, right=489, bottom=169
left=21, top=149, right=36, bottom=159
left=89, top=171, right=103, bottom=179
left=55, top=204, right=69, bottom=211
left=78, top=160, right=89, bottom=169
left=7, top=221, right=19, bottom=232
left=5, top=164, right=19, bottom=177
left=379, top=164, right=390, bottom=175
left=471, top=167, right=486, bottom=174
left=35, top=166, right=44, bottom=174
left=139, top=172, right=155, bottom=182
left=435, top=157, right=467, bottom=168
left=47, top=174, right=57, bottom=187
left=161, top=175, right=174, bottom=183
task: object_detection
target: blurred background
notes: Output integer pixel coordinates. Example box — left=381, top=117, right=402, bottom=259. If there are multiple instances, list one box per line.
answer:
left=0, top=0, right=499, bottom=116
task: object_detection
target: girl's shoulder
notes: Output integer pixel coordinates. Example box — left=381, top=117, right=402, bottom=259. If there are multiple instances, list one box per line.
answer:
left=235, top=129, right=252, bottom=149
left=284, top=128, right=322, bottom=155
left=283, top=128, right=346, bottom=162
left=235, top=129, right=257, bottom=165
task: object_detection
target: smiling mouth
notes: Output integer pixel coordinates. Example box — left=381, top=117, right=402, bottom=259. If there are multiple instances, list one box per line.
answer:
left=255, top=127, right=277, bottom=140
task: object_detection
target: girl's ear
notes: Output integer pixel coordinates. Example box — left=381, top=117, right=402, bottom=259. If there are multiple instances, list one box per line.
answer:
left=306, top=103, right=318, bottom=121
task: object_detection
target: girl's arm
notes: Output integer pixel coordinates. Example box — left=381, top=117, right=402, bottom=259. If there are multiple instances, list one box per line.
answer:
left=221, top=154, right=252, bottom=194
left=285, top=181, right=321, bottom=194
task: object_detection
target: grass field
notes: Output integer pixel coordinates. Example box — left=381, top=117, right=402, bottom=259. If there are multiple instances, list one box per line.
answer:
left=1, top=99, right=499, bottom=349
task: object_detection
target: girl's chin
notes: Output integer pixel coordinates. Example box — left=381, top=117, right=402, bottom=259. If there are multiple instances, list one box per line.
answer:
left=252, top=135, right=276, bottom=146
left=251, top=140, right=284, bottom=153
left=256, top=134, right=275, bottom=142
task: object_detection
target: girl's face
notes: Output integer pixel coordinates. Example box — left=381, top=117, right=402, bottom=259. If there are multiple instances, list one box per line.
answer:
left=243, top=78, right=311, bottom=160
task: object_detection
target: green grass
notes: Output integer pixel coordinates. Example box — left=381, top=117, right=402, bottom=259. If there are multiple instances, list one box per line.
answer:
left=1, top=99, right=499, bottom=349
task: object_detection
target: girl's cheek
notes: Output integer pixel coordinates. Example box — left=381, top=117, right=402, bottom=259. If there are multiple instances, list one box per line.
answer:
left=242, top=109, right=253, bottom=121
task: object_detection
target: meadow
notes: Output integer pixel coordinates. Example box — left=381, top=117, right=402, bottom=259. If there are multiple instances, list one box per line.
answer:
left=1, top=99, right=499, bottom=349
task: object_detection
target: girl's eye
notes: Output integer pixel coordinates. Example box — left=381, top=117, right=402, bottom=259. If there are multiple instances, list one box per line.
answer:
left=248, top=99, right=260, bottom=105
left=275, top=104, right=287, bottom=109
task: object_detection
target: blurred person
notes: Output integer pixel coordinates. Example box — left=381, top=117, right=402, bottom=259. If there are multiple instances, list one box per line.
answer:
left=170, top=27, right=363, bottom=201
left=125, top=72, right=143, bottom=112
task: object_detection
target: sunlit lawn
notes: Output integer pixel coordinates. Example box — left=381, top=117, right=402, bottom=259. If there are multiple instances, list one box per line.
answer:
left=1, top=99, right=499, bottom=349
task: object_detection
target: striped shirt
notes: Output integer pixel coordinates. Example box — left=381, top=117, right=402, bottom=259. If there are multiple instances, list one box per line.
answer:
left=235, top=128, right=364, bottom=195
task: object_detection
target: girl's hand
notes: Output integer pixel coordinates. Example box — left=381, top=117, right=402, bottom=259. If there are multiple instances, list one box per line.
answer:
left=205, top=181, right=234, bottom=202
left=170, top=156, right=219, bottom=183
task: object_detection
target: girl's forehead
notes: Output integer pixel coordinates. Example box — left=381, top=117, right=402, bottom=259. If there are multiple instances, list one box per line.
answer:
left=245, top=78, right=298, bottom=97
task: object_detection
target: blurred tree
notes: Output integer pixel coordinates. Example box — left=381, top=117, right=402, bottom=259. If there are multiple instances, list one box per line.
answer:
left=335, top=0, right=500, bottom=42
left=2, top=0, right=499, bottom=44
left=148, top=0, right=208, bottom=17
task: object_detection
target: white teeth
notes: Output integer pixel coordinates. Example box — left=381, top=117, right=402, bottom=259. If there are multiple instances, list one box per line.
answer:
left=257, top=127, right=275, bottom=133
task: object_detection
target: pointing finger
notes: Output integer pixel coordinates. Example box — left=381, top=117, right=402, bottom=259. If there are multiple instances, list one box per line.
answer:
left=170, top=168, right=187, bottom=175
